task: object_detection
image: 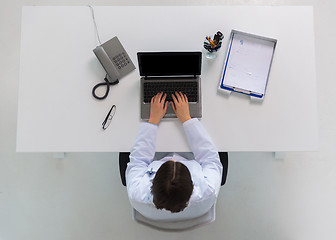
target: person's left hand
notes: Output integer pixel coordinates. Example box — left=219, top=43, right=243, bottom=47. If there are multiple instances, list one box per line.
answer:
left=148, top=92, right=168, bottom=125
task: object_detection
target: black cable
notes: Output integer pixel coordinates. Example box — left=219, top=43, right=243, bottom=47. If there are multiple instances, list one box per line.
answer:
left=92, top=75, right=119, bottom=100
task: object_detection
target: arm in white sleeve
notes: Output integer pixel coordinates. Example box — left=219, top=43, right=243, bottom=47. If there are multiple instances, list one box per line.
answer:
left=183, top=118, right=223, bottom=195
left=126, top=123, right=158, bottom=199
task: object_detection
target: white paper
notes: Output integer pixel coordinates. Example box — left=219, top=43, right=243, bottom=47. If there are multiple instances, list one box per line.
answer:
left=223, top=33, right=275, bottom=94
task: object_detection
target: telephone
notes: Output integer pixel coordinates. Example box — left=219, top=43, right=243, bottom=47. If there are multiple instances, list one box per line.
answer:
left=92, top=36, right=135, bottom=99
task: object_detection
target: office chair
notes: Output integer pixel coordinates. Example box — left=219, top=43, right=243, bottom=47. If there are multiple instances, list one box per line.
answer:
left=119, top=152, right=228, bottom=186
left=119, top=152, right=229, bottom=231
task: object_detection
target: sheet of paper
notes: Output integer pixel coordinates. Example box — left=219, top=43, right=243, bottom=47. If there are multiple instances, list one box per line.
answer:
left=223, top=33, right=275, bottom=94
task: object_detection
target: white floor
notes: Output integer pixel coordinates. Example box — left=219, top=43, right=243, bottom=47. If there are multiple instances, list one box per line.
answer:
left=1, top=0, right=336, bottom=240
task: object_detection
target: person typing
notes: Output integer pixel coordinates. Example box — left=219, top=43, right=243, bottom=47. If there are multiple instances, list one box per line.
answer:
left=126, top=91, right=222, bottom=221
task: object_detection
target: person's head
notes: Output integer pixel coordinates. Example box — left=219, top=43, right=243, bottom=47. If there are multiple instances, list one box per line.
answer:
left=151, top=160, right=193, bottom=213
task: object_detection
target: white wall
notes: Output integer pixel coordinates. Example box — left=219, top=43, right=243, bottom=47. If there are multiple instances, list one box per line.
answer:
left=1, top=0, right=335, bottom=240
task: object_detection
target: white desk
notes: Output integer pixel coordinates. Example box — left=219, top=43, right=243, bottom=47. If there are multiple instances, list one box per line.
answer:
left=17, top=6, right=318, bottom=152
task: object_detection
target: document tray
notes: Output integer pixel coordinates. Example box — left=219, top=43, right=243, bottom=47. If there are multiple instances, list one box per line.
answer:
left=218, top=30, right=277, bottom=101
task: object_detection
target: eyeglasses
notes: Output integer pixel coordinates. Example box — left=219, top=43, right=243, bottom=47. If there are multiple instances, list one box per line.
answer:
left=102, top=105, right=116, bottom=130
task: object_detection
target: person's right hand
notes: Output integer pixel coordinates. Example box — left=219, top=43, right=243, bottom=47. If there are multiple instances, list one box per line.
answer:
left=171, top=92, right=191, bottom=123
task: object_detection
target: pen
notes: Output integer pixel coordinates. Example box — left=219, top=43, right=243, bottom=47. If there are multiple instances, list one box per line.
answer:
left=102, top=104, right=116, bottom=130
left=206, top=36, right=216, bottom=47
left=209, top=39, right=216, bottom=47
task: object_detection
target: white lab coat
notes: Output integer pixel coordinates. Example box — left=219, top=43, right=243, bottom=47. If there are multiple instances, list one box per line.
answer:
left=126, top=118, right=222, bottom=221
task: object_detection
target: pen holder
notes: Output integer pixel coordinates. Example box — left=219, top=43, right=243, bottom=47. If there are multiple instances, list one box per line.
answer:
left=203, top=31, right=224, bottom=59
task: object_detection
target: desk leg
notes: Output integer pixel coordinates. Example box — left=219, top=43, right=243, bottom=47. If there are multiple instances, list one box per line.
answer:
left=274, top=152, right=286, bottom=160
left=53, top=152, right=65, bottom=159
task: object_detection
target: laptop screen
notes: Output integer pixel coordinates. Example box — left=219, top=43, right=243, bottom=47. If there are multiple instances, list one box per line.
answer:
left=137, top=52, right=202, bottom=77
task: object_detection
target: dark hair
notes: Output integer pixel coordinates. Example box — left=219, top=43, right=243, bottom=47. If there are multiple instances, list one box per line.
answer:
left=151, top=161, right=193, bottom=213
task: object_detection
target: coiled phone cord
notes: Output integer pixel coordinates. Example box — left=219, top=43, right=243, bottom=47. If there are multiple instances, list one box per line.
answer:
left=92, top=75, right=119, bottom=100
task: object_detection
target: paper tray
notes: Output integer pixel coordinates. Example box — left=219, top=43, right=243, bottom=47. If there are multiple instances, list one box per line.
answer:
left=218, top=30, right=277, bottom=101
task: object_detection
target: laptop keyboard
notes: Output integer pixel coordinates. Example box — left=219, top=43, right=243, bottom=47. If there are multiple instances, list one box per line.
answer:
left=143, top=81, right=198, bottom=103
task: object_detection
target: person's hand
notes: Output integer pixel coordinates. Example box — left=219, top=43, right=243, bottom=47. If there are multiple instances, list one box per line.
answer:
left=148, top=92, right=168, bottom=125
left=171, top=92, right=191, bottom=123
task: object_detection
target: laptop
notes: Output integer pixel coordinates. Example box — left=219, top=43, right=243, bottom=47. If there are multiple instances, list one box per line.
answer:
left=138, top=52, right=202, bottom=120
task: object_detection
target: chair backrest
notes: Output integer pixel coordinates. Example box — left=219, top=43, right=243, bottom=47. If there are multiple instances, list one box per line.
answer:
left=219, top=152, right=228, bottom=185
left=119, top=152, right=130, bottom=186
left=119, top=152, right=228, bottom=187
